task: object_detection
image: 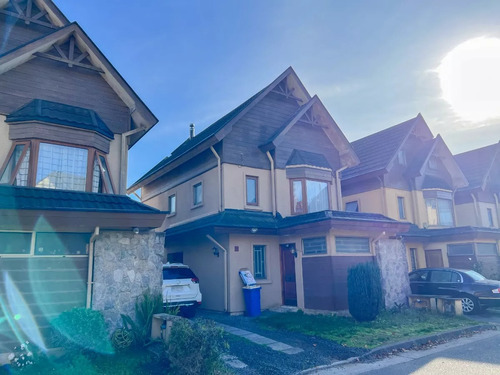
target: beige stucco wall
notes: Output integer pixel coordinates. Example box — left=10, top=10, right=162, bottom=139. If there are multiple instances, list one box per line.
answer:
left=342, top=189, right=386, bottom=217
left=222, top=164, right=272, bottom=211
left=228, top=234, right=282, bottom=313
left=480, top=202, right=499, bottom=227
left=0, top=115, right=12, bottom=169
left=144, top=167, right=220, bottom=231
left=455, top=203, right=477, bottom=226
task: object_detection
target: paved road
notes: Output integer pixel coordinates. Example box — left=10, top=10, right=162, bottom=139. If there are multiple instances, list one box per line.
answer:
left=311, top=330, right=500, bottom=375
left=467, top=307, right=500, bottom=324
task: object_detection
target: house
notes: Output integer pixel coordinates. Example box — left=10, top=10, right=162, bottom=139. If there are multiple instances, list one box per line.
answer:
left=0, top=0, right=165, bottom=351
left=341, top=115, right=500, bottom=277
left=129, top=67, right=410, bottom=315
left=453, top=142, right=500, bottom=277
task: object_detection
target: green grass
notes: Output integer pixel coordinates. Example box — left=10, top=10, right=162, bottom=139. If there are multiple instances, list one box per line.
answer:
left=257, top=309, right=477, bottom=349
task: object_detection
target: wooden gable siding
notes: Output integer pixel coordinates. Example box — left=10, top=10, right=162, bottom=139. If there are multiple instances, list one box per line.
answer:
left=142, top=148, right=218, bottom=202
left=0, top=57, right=130, bottom=133
left=222, top=92, right=299, bottom=169
left=9, top=122, right=111, bottom=153
left=0, top=14, right=52, bottom=54
left=275, top=122, right=341, bottom=170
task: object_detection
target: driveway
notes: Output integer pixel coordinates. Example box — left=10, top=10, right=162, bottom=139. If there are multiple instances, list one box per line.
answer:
left=467, top=307, right=500, bottom=324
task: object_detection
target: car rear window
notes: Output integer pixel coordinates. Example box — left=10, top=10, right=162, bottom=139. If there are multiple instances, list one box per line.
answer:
left=463, top=270, right=486, bottom=281
left=163, top=267, right=197, bottom=280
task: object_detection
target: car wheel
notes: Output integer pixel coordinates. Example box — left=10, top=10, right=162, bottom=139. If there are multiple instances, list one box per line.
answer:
left=180, top=305, right=197, bottom=318
left=461, top=295, right=480, bottom=314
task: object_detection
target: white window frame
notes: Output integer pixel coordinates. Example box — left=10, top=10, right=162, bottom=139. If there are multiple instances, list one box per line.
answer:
left=253, top=244, right=267, bottom=279
left=192, top=181, right=203, bottom=208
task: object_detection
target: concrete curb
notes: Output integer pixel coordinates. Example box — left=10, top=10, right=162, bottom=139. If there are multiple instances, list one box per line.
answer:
left=296, top=324, right=497, bottom=375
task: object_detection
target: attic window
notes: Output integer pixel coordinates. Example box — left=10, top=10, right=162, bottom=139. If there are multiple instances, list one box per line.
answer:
left=397, top=150, right=406, bottom=166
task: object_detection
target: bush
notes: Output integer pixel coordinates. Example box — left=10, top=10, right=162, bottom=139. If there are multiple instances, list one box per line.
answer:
left=121, top=290, right=164, bottom=347
left=51, top=308, right=113, bottom=354
left=347, top=262, right=383, bottom=322
left=168, top=319, right=229, bottom=375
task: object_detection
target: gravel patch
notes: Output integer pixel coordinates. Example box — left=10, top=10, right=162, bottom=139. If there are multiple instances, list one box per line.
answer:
left=196, top=310, right=367, bottom=375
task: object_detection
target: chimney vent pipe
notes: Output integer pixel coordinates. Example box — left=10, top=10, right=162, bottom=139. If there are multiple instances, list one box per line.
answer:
left=189, top=123, right=195, bottom=139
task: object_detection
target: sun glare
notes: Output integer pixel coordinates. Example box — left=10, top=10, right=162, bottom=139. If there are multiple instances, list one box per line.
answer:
left=439, top=37, right=500, bottom=122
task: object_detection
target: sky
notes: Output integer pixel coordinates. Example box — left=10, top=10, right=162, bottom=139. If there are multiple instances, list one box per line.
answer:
left=55, top=1, right=500, bottom=187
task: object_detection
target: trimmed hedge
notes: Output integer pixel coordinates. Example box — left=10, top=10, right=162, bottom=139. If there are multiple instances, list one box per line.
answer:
left=347, top=262, right=383, bottom=322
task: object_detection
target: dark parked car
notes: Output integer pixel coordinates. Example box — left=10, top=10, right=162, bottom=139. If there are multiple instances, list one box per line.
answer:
left=409, top=267, right=500, bottom=314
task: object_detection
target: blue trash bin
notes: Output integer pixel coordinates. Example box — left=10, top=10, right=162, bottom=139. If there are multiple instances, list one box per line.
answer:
left=242, top=285, right=261, bottom=316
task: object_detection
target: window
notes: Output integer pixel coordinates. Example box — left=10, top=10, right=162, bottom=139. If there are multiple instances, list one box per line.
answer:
left=0, top=232, right=32, bottom=255
left=35, top=233, right=90, bottom=256
left=303, top=237, right=327, bottom=255
left=429, top=270, right=460, bottom=283
left=246, top=176, right=258, bottom=206
left=0, top=143, right=30, bottom=186
left=253, top=245, right=266, bottom=279
left=291, top=179, right=329, bottom=214
left=336, top=237, right=370, bottom=253
left=409, top=269, right=428, bottom=282
left=168, top=194, right=176, bottom=215
left=397, top=150, right=406, bottom=166
left=345, top=201, right=359, bottom=212
left=36, top=143, right=88, bottom=191
left=193, top=182, right=203, bottom=206
left=447, top=243, right=474, bottom=256
left=409, top=248, right=418, bottom=271
left=476, top=243, right=498, bottom=256
left=397, top=197, right=406, bottom=219
left=425, top=198, right=454, bottom=226
left=0, top=141, right=115, bottom=193
left=487, top=208, right=494, bottom=227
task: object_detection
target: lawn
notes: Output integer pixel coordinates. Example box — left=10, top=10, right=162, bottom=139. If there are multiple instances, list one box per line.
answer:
left=257, top=309, right=477, bottom=349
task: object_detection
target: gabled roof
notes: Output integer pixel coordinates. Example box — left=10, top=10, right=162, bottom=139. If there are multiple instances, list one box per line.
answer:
left=455, top=142, right=500, bottom=190
left=0, top=0, right=69, bottom=29
left=260, top=95, right=359, bottom=167
left=128, top=67, right=311, bottom=192
left=406, top=135, right=468, bottom=189
left=342, top=114, right=430, bottom=180
left=0, top=21, right=157, bottom=144
left=6, top=99, right=114, bottom=139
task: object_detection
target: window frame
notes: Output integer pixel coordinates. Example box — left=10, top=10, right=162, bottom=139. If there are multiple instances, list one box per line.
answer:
left=192, top=181, right=203, bottom=207
left=168, top=193, right=177, bottom=215
left=397, top=196, right=406, bottom=219
left=253, top=244, right=267, bottom=280
left=1, top=140, right=115, bottom=194
left=345, top=200, right=359, bottom=212
left=409, top=248, right=418, bottom=271
left=302, top=236, right=328, bottom=255
left=290, top=178, right=330, bottom=215
left=245, top=175, right=259, bottom=206
left=335, top=236, right=371, bottom=254
left=487, top=208, right=494, bottom=227
left=425, top=197, right=455, bottom=227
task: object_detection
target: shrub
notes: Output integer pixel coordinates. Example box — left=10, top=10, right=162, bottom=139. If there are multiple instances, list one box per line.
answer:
left=347, top=262, right=383, bottom=322
left=121, top=290, right=163, bottom=347
left=168, top=319, right=229, bottom=375
left=51, top=308, right=113, bottom=354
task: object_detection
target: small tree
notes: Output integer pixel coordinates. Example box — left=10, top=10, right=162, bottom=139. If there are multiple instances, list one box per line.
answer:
left=347, top=262, right=383, bottom=322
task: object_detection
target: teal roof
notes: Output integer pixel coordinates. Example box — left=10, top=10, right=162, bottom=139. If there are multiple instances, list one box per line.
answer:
left=6, top=99, right=114, bottom=139
left=0, top=185, right=162, bottom=214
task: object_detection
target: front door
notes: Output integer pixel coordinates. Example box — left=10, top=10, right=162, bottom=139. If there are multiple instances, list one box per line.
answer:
left=425, top=249, right=444, bottom=268
left=280, top=244, right=297, bottom=306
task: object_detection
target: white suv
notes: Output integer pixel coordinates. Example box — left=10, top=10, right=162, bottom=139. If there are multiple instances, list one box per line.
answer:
left=162, top=263, right=202, bottom=318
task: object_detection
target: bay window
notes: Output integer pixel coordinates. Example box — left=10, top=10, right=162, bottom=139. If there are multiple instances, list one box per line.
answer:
left=0, top=141, right=114, bottom=193
left=425, top=198, right=454, bottom=226
left=291, top=178, right=329, bottom=214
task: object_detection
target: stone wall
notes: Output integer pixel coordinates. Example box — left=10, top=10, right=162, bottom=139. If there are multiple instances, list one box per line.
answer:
left=375, top=238, right=411, bottom=309
left=92, top=230, right=165, bottom=329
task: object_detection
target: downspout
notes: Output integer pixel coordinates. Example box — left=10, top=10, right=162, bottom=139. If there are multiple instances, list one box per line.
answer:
left=266, top=151, right=276, bottom=217
left=470, top=193, right=481, bottom=226
left=120, top=125, right=144, bottom=195
left=210, top=146, right=222, bottom=212
left=452, top=188, right=458, bottom=226
left=86, top=227, right=100, bottom=309
left=335, top=166, right=348, bottom=210
left=494, top=193, right=500, bottom=227
left=410, top=179, right=421, bottom=225
left=377, top=176, right=388, bottom=216
left=206, top=235, right=228, bottom=312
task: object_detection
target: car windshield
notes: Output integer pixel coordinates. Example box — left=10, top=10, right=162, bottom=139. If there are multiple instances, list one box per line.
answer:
left=163, top=267, right=196, bottom=280
left=463, top=270, right=486, bottom=281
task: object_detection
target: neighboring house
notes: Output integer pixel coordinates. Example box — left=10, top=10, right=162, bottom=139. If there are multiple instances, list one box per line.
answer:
left=453, top=142, right=500, bottom=277
left=0, top=0, right=165, bottom=351
left=341, top=114, right=500, bottom=277
left=129, top=67, right=410, bottom=315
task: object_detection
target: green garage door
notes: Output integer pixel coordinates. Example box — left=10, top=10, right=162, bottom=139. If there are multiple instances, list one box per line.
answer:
left=0, top=232, right=89, bottom=352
